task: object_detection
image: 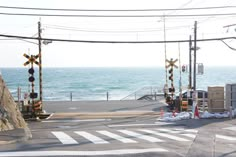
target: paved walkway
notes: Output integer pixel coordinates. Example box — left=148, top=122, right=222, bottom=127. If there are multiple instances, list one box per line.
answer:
left=0, top=127, right=32, bottom=145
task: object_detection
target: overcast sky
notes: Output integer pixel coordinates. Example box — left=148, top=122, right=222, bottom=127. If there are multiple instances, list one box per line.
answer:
left=0, top=0, right=236, bottom=67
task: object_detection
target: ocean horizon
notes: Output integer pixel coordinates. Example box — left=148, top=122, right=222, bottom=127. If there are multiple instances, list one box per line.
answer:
left=1, top=66, right=236, bottom=101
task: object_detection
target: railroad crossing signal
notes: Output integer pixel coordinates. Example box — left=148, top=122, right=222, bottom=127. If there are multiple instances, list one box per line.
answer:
left=166, top=58, right=178, bottom=69
left=23, top=53, right=40, bottom=117
left=23, top=54, right=40, bottom=66
left=165, top=58, right=178, bottom=108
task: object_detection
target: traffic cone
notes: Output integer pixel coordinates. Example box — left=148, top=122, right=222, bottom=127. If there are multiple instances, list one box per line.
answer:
left=194, top=105, right=200, bottom=119
left=172, top=109, right=176, bottom=117
left=175, top=107, right=179, bottom=113
left=160, top=108, right=164, bottom=118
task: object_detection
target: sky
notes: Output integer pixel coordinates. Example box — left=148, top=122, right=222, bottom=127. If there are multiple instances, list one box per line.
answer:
left=0, top=0, right=236, bottom=67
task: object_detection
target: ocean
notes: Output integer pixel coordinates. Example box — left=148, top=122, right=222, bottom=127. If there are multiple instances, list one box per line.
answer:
left=0, top=67, right=236, bottom=101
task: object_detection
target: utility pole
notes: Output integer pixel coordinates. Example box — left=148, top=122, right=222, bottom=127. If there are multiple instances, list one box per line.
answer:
left=193, top=21, right=197, bottom=91
left=189, top=35, right=192, bottom=89
left=163, top=15, right=167, bottom=85
left=38, top=21, right=43, bottom=103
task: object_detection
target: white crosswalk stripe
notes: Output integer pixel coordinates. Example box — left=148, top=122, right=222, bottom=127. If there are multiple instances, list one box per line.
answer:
left=155, top=128, right=197, bottom=138
left=74, top=131, right=109, bottom=144
left=216, top=134, right=236, bottom=141
left=156, top=128, right=182, bottom=134
left=51, top=128, right=197, bottom=145
left=118, top=130, right=163, bottom=142
left=97, top=130, right=137, bottom=143
left=140, top=129, right=190, bottom=142
left=223, top=126, right=236, bottom=131
left=184, top=129, right=198, bottom=133
left=52, top=131, right=78, bottom=144
left=181, top=133, right=197, bottom=138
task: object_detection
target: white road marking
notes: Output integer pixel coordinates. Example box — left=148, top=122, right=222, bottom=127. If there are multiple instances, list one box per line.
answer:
left=156, top=128, right=181, bottom=134
left=74, top=131, right=109, bottom=144
left=223, top=126, right=236, bottom=131
left=155, top=129, right=197, bottom=138
left=52, top=132, right=78, bottom=144
left=181, top=133, right=197, bottom=138
left=184, top=129, right=198, bottom=133
left=0, top=148, right=168, bottom=156
left=97, top=130, right=137, bottom=143
left=140, top=129, right=190, bottom=142
left=216, top=134, right=236, bottom=141
left=118, top=130, right=163, bottom=142
left=69, top=107, right=77, bottom=110
left=108, top=123, right=174, bottom=128
left=155, top=122, right=175, bottom=125
left=42, top=119, right=111, bottom=123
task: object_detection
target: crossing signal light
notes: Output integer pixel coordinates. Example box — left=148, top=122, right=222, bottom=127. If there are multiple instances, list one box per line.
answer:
left=28, top=68, right=34, bottom=74
left=169, top=87, right=175, bottom=93
left=28, top=68, right=35, bottom=82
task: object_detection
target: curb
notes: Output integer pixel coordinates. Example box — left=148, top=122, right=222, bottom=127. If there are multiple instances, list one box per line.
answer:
left=50, top=111, right=161, bottom=119
left=0, top=127, right=32, bottom=145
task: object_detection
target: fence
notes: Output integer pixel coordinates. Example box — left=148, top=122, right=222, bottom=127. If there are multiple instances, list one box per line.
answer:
left=180, top=90, right=236, bottom=115
left=120, top=86, right=163, bottom=101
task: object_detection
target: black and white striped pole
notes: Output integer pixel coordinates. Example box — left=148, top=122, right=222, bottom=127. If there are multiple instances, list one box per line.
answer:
left=23, top=53, right=40, bottom=117
left=166, top=58, right=178, bottom=110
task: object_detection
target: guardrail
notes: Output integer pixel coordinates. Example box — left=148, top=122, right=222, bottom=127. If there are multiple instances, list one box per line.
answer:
left=120, top=86, right=163, bottom=101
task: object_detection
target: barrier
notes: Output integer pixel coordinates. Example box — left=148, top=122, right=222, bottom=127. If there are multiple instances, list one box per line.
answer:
left=33, top=101, right=42, bottom=112
left=181, top=101, right=188, bottom=111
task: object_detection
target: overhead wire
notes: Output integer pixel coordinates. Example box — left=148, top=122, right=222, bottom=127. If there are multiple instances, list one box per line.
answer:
left=0, top=5, right=236, bottom=12
left=0, top=12, right=236, bottom=17
left=0, top=33, right=235, bottom=44
left=44, top=24, right=192, bottom=33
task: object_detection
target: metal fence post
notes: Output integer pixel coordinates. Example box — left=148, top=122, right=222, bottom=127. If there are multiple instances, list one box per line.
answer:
left=107, top=92, right=109, bottom=101
left=70, top=92, right=72, bottom=101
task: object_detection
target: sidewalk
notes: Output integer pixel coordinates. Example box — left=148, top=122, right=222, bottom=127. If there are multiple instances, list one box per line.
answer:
left=0, top=127, right=32, bottom=145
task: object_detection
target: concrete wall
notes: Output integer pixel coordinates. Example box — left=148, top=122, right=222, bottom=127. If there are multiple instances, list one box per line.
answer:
left=0, top=75, right=27, bottom=131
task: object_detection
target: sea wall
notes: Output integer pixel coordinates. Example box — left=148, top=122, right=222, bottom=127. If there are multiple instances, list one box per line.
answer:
left=0, top=75, right=27, bottom=131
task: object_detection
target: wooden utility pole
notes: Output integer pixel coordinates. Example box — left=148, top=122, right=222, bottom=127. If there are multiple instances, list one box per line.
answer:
left=163, top=15, right=168, bottom=85
left=38, top=21, right=43, bottom=102
left=193, top=21, right=197, bottom=91
left=189, top=35, right=192, bottom=89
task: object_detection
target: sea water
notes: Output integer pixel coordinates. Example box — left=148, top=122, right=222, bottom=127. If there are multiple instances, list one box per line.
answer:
left=0, top=67, right=236, bottom=101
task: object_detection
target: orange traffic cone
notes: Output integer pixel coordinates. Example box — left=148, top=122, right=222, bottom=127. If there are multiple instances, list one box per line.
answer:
left=172, top=109, right=176, bottom=117
left=175, top=107, right=179, bottom=113
left=194, top=105, right=200, bottom=119
left=160, top=108, right=164, bottom=118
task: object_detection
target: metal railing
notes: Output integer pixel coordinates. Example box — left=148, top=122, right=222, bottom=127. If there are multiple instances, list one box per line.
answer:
left=120, top=86, right=163, bottom=101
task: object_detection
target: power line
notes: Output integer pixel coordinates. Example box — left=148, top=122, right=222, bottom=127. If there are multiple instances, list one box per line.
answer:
left=0, top=33, right=235, bottom=44
left=1, top=12, right=236, bottom=17
left=221, top=40, right=236, bottom=51
left=0, top=5, right=236, bottom=12
left=44, top=24, right=191, bottom=33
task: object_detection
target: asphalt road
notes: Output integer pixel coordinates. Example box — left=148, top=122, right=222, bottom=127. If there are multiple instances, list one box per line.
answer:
left=1, top=100, right=236, bottom=157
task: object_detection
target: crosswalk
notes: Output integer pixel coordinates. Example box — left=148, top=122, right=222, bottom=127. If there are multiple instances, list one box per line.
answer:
left=215, top=126, right=236, bottom=142
left=51, top=128, right=198, bottom=145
